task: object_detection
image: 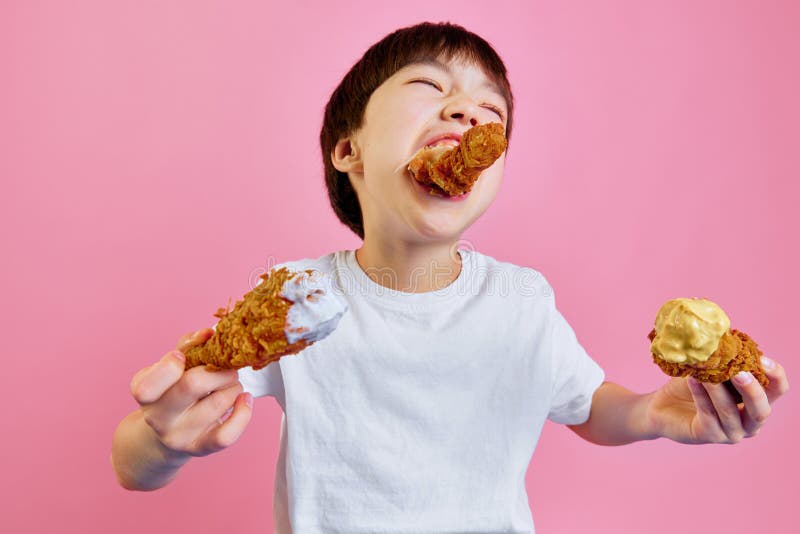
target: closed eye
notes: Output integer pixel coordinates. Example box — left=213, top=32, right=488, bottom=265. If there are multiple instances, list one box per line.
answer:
left=411, top=78, right=442, bottom=91
left=483, top=104, right=506, bottom=122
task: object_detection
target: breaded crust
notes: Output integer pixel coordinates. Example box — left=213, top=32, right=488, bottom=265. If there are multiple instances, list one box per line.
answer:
left=408, top=122, right=507, bottom=196
left=184, top=267, right=311, bottom=371
left=648, top=328, right=769, bottom=388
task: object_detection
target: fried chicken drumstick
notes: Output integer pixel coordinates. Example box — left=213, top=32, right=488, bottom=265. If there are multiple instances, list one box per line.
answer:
left=184, top=267, right=348, bottom=371
left=407, top=122, right=508, bottom=197
left=648, top=298, right=768, bottom=402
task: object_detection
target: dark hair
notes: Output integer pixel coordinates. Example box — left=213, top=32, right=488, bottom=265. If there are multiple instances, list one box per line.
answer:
left=320, top=21, right=515, bottom=240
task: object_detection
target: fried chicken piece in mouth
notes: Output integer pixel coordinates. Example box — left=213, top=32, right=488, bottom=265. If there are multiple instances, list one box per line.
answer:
left=417, top=179, right=456, bottom=198
left=407, top=122, right=508, bottom=197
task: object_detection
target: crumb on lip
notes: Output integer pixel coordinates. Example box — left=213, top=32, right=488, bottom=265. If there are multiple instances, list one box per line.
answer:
left=413, top=175, right=451, bottom=197
left=427, top=184, right=447, bottom=196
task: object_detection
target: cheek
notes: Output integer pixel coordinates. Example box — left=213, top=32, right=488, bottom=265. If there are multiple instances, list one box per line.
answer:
left=405, top=103, right=431, bottom=123
left=474, top=163, right=504, bottom=198
left=391, top=96, right=435, bottom=130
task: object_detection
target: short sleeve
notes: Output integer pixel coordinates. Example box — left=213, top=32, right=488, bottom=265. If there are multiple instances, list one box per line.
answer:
left=238, top=362, right=285, bottom=404
left=547, top=306, right=605, bottom=425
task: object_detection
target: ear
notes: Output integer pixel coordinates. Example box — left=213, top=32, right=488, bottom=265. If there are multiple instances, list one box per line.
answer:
left=331, top=137, right=364, bottom=174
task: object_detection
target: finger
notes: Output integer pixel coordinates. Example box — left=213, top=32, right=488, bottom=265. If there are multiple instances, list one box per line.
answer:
left=179, top=382, right=244, bottom=435
left=175, top=330, right=196, bottom=348
left=203, top=392, right=254, bottom=453
left=761, top=356, right=790, bottom=404
left=141, top=368, right=241, bottom=439
left=175, top=328, right=215, bottom=352
left=130, top=364, right=155, bottom=393
left=158, top=366, right=240, bottom=414
left=130, top=351, right=186, bottom=405
left=687, top=378, right=724, bottom=435
left=731, top=371, right=771, bottom=436
left=702, top=381, right=745, bottom=442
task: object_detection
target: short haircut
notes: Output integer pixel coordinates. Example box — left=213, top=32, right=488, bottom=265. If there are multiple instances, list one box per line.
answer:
left=320, top=21, right=515, bottom=239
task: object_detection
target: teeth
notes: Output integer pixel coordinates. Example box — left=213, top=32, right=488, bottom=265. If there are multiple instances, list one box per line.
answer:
left=426, top=139, right=459, bottom=148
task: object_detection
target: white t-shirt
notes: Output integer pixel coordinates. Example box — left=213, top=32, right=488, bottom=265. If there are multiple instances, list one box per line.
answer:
left=238, top=248, right=605, bottom=534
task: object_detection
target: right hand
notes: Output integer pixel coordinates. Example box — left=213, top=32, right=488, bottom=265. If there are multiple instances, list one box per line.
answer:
left=129, top=328, right=254, bottom=458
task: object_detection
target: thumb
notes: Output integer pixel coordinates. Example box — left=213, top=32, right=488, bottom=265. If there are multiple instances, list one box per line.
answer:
left=176, top=328, right=215, bottom=352
left=131, top=351, right=187, bottom=405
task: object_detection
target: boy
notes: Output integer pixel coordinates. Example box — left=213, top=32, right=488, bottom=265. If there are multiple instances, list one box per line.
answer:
left=111, top=22, right=788, bottom=533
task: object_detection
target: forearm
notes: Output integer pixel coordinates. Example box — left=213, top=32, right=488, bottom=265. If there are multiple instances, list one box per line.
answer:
left=568, top=381, right=660, bottom=446
left=110, top=409, right=191, bottom=491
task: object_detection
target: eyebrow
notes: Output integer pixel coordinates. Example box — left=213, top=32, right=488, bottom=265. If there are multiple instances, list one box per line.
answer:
left=404, top=58, right=506, bottom=101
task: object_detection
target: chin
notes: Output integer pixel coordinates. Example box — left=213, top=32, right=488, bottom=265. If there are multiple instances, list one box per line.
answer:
left=396, top=173, right=496, bottom=241
left=407, top=210, right=476, bottom=242
left=414, top=225, right=463, bottom=242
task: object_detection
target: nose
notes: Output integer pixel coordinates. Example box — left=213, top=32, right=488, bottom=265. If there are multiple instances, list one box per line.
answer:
left=442, top=95, right=480, bottom=127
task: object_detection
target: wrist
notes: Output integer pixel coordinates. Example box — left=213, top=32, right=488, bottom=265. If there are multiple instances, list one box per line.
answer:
left=135, top=412, right=192, bottom=489
left=112, top=410, right=192, bottom=491
left=639, top=391, right=665, bottom=441
left=147, top=424, right=192, bottom=469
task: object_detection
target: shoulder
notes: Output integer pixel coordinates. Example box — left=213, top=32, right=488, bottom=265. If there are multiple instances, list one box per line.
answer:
left=250, top=250, right=343, bottom=292
left=270, top=250, right=341, bottom=275
left=466, top=249, right=555, bottom=305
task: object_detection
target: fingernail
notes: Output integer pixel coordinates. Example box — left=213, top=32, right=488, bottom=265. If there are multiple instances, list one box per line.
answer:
left=244, top=393, right=254, bottom=409
left=171, top=350, right=185, bottom=362
left=761, top=356, right=775, bottom=371
left=219, top=406, right=234, bottom=424
left=733, top=371, right=753, bottom=386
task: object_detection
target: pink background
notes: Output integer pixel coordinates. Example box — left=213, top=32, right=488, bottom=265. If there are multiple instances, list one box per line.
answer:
left=2, top=1, right=797, bottom=532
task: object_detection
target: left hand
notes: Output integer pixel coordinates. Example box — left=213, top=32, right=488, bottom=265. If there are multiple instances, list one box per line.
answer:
left=645, top=356, right=789, bottom=444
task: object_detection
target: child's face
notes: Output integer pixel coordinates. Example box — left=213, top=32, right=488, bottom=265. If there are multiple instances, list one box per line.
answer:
left=342, top=55, right=509, bottom=243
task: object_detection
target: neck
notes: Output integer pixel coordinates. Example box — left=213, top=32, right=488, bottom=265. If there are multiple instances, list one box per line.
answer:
left=355, top=236, right=463, bottom=293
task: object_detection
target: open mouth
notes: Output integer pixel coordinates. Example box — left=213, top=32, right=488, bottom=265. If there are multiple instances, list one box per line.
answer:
left=400, top=138, right=472, bottom=201
left=421, top=181, right=448, bottom=196
left=410, top=173, right=470, bottom=201
left=401, top=123, right=507, bottom=205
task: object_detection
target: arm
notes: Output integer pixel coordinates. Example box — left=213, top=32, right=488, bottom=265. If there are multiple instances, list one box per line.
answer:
left=567, top=381, right=658, bottom=446
left=111, top=329, right=254, bottom=491
left=569, top=357, right=789, bottom=446
left=111, top=408, right=191, bottom=491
